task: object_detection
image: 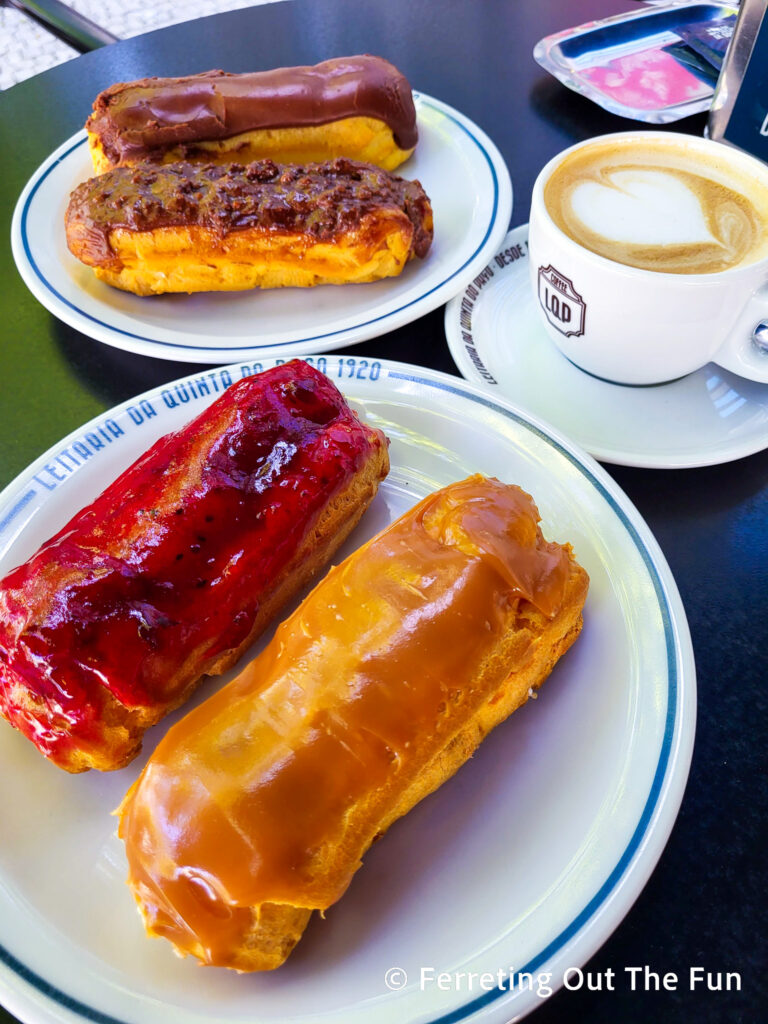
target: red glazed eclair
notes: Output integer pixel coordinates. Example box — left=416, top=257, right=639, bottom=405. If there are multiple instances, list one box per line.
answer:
left=118, top=475, right=589, bottom=970
left=86, top=56, right=418, bottom=174
left=0, top=361, right=389, bottom=773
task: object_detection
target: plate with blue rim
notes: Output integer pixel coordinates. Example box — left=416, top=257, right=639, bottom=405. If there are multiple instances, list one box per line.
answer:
left=11, top=93, right=512, bottom=363
left=0, top=356, right=694, bottom=1024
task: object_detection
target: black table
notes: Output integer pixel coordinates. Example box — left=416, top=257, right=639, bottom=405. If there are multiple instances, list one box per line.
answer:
left=0, top=2, right=765, bottom=1023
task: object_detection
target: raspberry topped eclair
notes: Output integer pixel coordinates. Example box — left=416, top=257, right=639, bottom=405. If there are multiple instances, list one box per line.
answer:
left=0, top=361, right=389, bottom=772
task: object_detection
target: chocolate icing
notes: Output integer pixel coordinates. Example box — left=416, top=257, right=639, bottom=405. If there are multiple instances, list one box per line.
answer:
left=87, top=56, right=418, bottom=165
left=65, top=158, right=433, bottom=268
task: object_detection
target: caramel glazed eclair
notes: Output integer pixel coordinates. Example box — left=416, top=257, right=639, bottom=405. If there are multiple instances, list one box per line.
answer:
left=118, top=476, right=589, bottom=971
left=65, top=158, right=433, bottom=295
left=86, top=56, right=419, bottom=174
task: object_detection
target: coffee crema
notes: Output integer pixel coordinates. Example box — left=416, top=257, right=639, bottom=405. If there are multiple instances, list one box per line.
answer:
left=544, top=139, right=768, bottom=274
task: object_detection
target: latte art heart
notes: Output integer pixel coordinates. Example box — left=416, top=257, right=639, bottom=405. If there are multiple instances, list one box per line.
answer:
left=544, top=140, right=768, bottom=274
left=570, top=170, right=715, bottom=246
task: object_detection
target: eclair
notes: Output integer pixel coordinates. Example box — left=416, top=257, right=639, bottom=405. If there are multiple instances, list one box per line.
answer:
left=86, top=56, right=418, bottom=174
left=0, top=361, right=389, bottom=772
left=117, top=475, right=589, bottom=969
left=65, top=157, right=433, bottom=295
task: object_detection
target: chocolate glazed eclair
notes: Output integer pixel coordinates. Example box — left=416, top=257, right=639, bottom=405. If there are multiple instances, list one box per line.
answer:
left=65, top=157, right=434, bottom=295
left=86, top=56, right=419, bottom=173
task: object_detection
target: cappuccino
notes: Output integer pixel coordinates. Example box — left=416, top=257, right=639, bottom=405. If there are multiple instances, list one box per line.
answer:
left=543, top=138, right=768, bottom=274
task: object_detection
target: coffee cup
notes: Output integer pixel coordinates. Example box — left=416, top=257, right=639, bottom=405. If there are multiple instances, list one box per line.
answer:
left=528, top=131, right=768, bottom=385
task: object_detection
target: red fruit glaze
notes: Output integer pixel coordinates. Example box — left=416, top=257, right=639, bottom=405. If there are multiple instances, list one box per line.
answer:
left=0, top=360, right=386, bottom=769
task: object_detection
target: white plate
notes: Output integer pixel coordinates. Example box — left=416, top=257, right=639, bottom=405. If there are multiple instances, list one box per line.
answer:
left=11, top=93, right=512, bottom=363
left=0, top=355, right=694, bottom=1024
left=445, top=225, right=768, bottom=468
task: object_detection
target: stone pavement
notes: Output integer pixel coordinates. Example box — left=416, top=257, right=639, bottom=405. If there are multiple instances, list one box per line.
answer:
left=1, top=0, right=284, bottom=90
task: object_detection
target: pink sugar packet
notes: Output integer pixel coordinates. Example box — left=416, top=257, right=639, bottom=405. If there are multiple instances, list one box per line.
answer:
left=581, top=46, right=713, bottom=111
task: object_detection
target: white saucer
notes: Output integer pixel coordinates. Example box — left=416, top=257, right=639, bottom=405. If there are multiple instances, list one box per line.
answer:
left=444, top=225, right=768, bottom=468
left=11, top=93, right=512, bottom=363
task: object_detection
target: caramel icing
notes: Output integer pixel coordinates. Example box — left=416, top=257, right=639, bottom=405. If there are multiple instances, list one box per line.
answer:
left=118, top=476, right=570, bottom=966
left=87, top=56, right=418, bottom=166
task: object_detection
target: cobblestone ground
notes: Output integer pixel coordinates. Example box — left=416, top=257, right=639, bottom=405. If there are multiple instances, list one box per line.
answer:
left=1, top=0, right=284, bottom=90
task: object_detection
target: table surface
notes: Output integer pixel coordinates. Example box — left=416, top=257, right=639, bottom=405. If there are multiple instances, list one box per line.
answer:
left=0, top=1, right=766, bottom=1023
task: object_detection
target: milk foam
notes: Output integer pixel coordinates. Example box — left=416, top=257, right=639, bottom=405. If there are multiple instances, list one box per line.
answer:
left=570, top=170, right=715, bottom=246
left=544, top=139, right=768, bottom=274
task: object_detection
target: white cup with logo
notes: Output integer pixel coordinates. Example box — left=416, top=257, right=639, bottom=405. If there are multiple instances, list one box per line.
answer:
left=528, top=131, right=768, bottom=385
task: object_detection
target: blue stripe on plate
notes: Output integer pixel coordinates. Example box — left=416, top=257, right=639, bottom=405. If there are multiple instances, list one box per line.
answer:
left=0, top=371, right=679, bottom=1024
left=21, top=102, right=501, bottom=352
left=0, top=489, right=36, bottom=533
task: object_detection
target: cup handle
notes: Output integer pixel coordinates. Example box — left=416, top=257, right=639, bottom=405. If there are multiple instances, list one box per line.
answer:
left=711, top=284, right=768, bottom=383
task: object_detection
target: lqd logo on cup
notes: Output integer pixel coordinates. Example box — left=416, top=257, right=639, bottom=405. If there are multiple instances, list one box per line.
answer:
left=538, top=265, right=586, bottom=337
